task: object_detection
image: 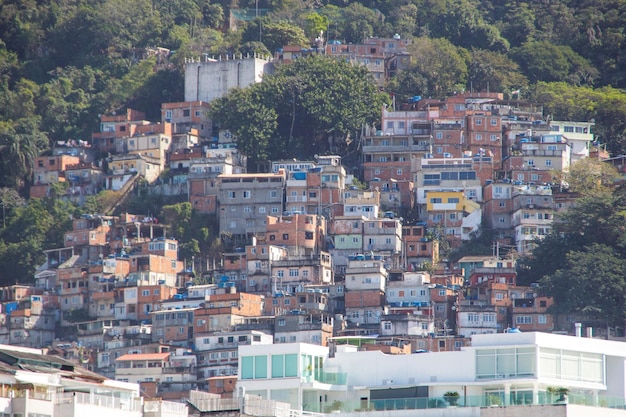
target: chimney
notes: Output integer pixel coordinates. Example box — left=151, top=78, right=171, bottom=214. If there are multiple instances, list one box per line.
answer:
left=575, top=322, right=582, bottom=337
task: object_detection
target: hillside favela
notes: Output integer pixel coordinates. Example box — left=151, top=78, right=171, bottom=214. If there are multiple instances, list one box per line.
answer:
left=3, top=1, right=626, bottom=416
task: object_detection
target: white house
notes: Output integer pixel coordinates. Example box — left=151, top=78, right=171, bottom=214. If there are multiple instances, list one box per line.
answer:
left=237, top=332, right=626, bottom=415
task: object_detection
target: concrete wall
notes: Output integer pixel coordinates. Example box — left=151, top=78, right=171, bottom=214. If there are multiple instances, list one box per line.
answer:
left=185, top=57, right=274, bottom=103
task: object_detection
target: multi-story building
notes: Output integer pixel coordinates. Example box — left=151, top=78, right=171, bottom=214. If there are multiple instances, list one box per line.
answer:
left=0, top=343, right=188, bottom=417
left=343, top=190, right=380, bottom=219
left=238, top=332, right=626, bottom=414
left=325, top=36, right=412, bottom=87
left=161, top=101, right=213, bottom=139
left=218, top=171, right=286, bottom=242
left=265, top=213, right=326, bottom=256
left=510, top=286, right=555, bottom=332
left=414, top=156, right=483, bottom=207
left=549, top=120, right=595, bottom=162
left=115, top=122, right=172, bottom=169
left=194, top=329, right=273, bottom=380
left=192, top=291, right=264, bottom=334
left=424, top=190, right=481, bottom=246
left=283, top=156, right=346, bottom=216
left=187, top=149, right=247, bottom=214
left=115, top=348, right=197, bottom=393
left=401, top=223, right=438, bottom=271
left=456, top=303, right=498, bottom=337
left=511, top=184, right=554, bottom=254
left=344, top=256, right=388, bottom=326
left=107, top=153, right=161, bottom=186
left=328, top=215, right=366, bottom=276
left=361, top=217, right=402, bottom=255
left=91, top=108, right=151, bottom=153
left=30, top=154, right=81, bottom=198
left=273, top=312, right=333, bottom=346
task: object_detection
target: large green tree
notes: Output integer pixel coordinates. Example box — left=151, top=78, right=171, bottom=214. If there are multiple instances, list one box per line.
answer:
left=539, top=244, right=626, bottom=325
left=211, top=54, right=388, bottom=168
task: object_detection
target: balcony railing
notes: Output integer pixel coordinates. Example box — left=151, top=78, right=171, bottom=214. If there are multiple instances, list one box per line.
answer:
left=302, top=393, right=626, bottom=413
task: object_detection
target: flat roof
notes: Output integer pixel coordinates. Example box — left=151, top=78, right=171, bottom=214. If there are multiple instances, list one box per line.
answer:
left=116, top=352, right=171, bottom=362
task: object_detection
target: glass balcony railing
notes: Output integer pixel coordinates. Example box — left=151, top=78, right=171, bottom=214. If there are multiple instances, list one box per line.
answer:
left=308, top=394, right=626, bottom=413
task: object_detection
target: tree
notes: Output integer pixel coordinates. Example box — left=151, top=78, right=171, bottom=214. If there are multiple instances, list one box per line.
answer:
left=467, top=49, right=528, bottom=95
left=211, top=55, right=388, bottom=166
left=339, top=3, right=381, bottom=44
left=241, top=19, right=308, bottom=54
left=159, top=202, right=219, bottom=268
left=564, top=158, right=620, bottom=195
left=211, top=87, right=278, bottom=169
left=401, top=37, right=468, bottom=98
left=539, top=244, right=626, bottom=324
left=511, top=41, right=597, bottom=85
left=427, top=0, right=509, bottom=52
left=0, top=187, right=24, bottom=227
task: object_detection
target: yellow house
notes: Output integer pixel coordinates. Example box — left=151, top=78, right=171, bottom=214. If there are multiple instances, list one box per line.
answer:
left=425, top=190, right=481, bottom=245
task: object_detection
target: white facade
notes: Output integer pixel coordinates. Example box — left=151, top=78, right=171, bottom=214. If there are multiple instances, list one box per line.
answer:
left=237, top=332, right=626, bottom=413
left=0, top=343, right=185, bottom=417
left=549, top=120, right=594, bottom=162
left=344, top=258, right=387, bottom=292
left=184, top=57, right=274, bottom=103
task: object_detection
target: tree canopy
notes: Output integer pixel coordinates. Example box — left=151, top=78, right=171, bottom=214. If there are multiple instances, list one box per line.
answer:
left=211, top=54, right=389, bottom=169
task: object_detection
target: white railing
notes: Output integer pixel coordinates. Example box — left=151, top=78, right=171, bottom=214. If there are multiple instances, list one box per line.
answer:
left=55, top=392, right=142, bottom=412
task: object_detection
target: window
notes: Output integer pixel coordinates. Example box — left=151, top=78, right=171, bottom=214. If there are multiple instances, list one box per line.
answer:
left=516, top=316, right=532, bottom=324
left=243, top=190, right=251, bottom=198
left=282, top=233, right=289, bottom=240
left=397, top=168, right=403, bottom=175
left=436, top=132, right=443, bottom=139
left=483, top=313, right=496, bottom=322
left=258, top=206, right=266, bottom=213
left=475, top=118, right=483, bottom=126
left=448, top=197, right=460, bottom=203
left=490, top=134, right=498, bottom=141
left=278, top=319, right=286, bottom=326
left=475, top=134, right=483, bottom=141
left=241, top=355, right=268, bottom=379
left=545, top=160, right=552, bottom=167
left=490, top=118, right=498, bottom=126
left=228, top=191, right=236, bottom=199
left=538, top=315, right=547, bottom=324
left=468, top=313, right=479, bottom=322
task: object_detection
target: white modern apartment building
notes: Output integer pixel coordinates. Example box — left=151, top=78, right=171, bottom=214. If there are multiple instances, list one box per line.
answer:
left=0, top=343, right=187, bottom=417
left=237, top=332, right=626, bottom=415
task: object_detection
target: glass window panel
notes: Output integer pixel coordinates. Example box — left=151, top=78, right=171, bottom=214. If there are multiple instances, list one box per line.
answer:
left=476, top=350, right=496, bottom=378
left=517, top=350, right=536, bottom=376
left=285, top=354, right=298, bottom=377
left=539, top=348, right=560, bottom=379
left=581, top=353, right=603, bottom=383
left=497, top=350, right=516, bottom=377
left=255, top=355, right=267, bottom=378
left=561, top=351, right=580, bottom=380
left=272, top=354, right=284, bottom=378
left=241, top=356, right=254, bottom=379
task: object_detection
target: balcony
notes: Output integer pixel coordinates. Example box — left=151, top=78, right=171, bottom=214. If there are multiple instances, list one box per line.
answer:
left=144, top=399, right=188, bottom=417
left=54, top=392, right=142, bottom=416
